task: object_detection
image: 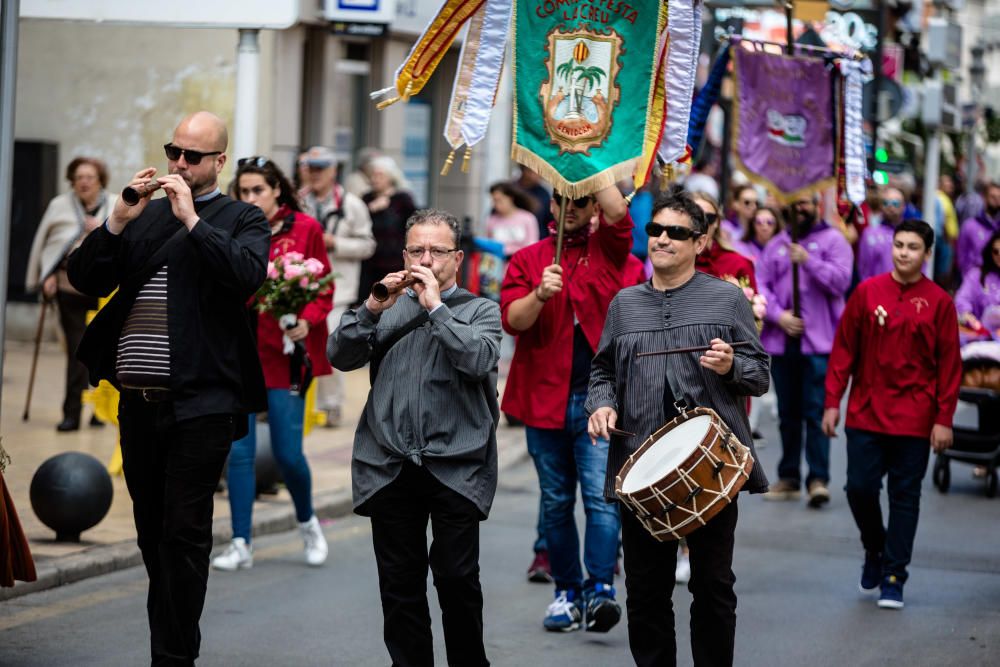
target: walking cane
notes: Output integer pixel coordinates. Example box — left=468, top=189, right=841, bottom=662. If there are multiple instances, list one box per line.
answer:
left=22, top=298, right=50, bottom=422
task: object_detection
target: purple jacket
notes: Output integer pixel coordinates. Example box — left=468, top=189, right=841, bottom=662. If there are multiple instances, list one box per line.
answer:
left=721, top=216, right=744, bottom=245
left=757, top=222, right=854, bottom=355
left=957, top=212, right=1000, bottom=276
left=856, top=223, right=895, bottom=281
left=735, top=238, right=765, bottom=265
left=954, top=270, right=1000, bottom=319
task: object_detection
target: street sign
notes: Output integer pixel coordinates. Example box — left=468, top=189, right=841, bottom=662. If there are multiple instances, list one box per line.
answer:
left=863, top=78, right=904, bottom=123
left=20, top=0, right=299, bottom=28
left=323, top=0, right=395, bottom=25
left=926, top=18, right=962, bottom=70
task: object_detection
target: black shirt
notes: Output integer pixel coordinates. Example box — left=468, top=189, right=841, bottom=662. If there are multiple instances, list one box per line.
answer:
left=68, top=195, right=270, bottom=437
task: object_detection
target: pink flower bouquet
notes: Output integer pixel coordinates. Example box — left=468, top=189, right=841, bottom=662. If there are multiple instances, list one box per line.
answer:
left=255, top=251, right=333, bottom=320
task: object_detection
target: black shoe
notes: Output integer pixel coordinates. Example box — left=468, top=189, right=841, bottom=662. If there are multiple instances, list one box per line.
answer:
left=56, top=418, right=80, bottom=432
left=89, top=415, right=105, bottom=428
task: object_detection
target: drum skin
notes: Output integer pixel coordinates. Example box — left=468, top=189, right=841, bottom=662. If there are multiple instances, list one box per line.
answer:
left=615, top=407, right=753, bottom=541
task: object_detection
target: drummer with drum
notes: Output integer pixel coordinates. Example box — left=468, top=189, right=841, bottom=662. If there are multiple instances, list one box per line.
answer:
left=588, top=191, right=770, bottom=667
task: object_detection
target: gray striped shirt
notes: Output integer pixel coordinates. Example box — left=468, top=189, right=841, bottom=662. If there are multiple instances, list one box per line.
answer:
left=586, top=272, right=771, bottom=498
left=328, top=288, right=502, bottom=517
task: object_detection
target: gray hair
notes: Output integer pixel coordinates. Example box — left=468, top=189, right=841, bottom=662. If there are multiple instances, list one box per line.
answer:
left=369, top=155, right=410, bottom=191
left=405, top=208, right=462, bottom=247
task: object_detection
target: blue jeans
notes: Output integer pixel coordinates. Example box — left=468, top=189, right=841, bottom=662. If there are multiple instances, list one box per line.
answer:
left=771, top=351, right=830, bottom=486
left=526, top=392, right=620, bottom=591
left=227, top=389, right=315, bottom=542
left=845, top=428, right=930, bottom=583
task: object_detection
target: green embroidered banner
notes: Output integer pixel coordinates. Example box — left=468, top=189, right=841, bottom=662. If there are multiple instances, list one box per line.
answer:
left=512, top=0, right=666, bottom=197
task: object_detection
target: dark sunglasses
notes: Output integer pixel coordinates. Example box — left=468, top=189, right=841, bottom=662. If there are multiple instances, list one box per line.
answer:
left=645, top=222, right=703, bottom=241
left=553, top=193, right=594, bottom=208
left=704, top=212, right=719, bottom=225
left=237, top=156, right=270, bottom=169
left=164, top=143, right=222, bottom=165
left=881, top=198, right=902, bottom=207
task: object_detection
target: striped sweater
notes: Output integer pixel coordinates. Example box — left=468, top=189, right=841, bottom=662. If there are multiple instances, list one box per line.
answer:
left=587, top=272, right=771, bottom=498
left=116, top=265, right=170, bottom=387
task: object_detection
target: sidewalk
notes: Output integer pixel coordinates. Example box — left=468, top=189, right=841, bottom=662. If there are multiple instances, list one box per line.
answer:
left=0, top=340, right=528, bottom=601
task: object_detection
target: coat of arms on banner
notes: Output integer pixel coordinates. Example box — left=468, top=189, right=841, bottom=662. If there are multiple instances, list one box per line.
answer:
left=539, top=28, right=623, bottom=155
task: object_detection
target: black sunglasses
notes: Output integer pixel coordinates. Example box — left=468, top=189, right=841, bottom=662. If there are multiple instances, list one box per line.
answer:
left=553, top=193, right=594, bottom=208
left=237, top=156, right=270, bottom=169
left=704, top=212, right=719, bottom=225
left=645, top=222, right=703, bottom=241
left=163, top=143, right=222, bottom=165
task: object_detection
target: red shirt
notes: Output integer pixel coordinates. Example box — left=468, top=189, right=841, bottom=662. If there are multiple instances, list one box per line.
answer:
left=257, top=209, right=333, bottom=389
left=824, top=273, right=962, bottom=438
left=695, top=241, right=758, bottom=292
left=501, top=212, right=634, bottom=428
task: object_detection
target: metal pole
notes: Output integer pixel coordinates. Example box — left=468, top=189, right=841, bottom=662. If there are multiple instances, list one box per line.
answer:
left=967, top=40, right=985, bottom=197
left=233, top=28, right=260, bottom=160
left=871, top=0, right=886, bottom=167
left=923, top=67, right=942, bottom=282
left=0, top=0, right=22, bottom=418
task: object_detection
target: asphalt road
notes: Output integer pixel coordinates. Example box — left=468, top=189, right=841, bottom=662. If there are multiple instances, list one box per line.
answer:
left=2, top=414, right=1000, bottom=666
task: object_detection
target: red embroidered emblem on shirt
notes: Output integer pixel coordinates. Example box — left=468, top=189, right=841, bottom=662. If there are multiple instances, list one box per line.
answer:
left=910, top=297, right=929, bottom=313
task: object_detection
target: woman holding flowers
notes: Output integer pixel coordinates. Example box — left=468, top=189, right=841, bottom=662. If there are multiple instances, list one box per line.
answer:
left=213, top=158, right=333, bottom=571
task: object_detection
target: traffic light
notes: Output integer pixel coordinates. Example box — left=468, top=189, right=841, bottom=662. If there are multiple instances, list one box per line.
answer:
left=875, top=147, right=888, bottom=163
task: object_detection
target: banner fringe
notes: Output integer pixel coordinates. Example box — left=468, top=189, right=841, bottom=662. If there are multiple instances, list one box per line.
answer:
left=511, top=146, right=637, bottom=199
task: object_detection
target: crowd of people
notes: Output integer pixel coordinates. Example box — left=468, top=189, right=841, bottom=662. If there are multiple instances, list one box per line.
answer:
left=26, top=108, right=995, bottom=665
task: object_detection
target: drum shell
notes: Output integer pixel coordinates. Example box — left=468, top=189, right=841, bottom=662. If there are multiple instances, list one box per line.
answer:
left=615, top=407, right=753, bottom=541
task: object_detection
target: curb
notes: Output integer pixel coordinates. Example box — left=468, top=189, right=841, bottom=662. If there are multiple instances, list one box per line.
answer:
left=1, top=439, right=530, bottom=602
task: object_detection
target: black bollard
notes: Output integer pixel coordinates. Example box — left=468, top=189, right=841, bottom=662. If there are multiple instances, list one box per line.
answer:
left=29, top=452, right=113, bottom=542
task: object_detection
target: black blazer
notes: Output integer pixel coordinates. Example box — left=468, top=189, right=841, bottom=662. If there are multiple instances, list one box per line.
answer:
left=68, top=195, right=270, bottom=436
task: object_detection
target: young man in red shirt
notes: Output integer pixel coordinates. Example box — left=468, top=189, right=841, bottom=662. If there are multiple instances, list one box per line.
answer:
left=501, top=185, right=631, bottom=633
left=823, top=219, right=962, bottom=610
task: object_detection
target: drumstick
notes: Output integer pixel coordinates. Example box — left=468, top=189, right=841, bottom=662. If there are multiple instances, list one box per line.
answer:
left=607, top=426, right=636, bottom=438
left=636, top=341, right=752, bottom=358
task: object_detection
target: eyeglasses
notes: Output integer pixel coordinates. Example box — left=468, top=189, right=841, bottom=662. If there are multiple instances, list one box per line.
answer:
left=704, top=213, right=719, bottom=225
left=553, top=193, right=594, bottom=208
left=754, top=216, right=777, bottom=227
left=740, top=199, right=759, bottom=208
left=405, top=246, right=459, bottom=260
left=237, top=156, right=269, bottom=168
left=163, top=143, right=222, bottom=165
left=645, top=222, right=703, bottom=241
left=881, top=199, right=902, bottom=207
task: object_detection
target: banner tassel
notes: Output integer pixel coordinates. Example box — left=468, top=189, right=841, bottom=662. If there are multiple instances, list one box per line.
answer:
left=441, top=149, right=457, bottom=176
left=461, top=146, right=472, bottom=173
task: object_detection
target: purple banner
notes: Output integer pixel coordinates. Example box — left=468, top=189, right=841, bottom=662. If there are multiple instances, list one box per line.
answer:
left=733, top=48, right=836, bottom=202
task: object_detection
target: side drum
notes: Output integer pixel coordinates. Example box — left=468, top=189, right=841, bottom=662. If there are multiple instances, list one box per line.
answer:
left=615, top=407, right=753, bottom=541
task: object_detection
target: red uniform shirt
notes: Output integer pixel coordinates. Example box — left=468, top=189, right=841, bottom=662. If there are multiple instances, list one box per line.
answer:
left=824, top=273, right=962, bottom=438
left=695, top=241, right=758, bottom=292
left=257, top=208, right=333, bottom=389
left=500, top=212, right=634, bottom=429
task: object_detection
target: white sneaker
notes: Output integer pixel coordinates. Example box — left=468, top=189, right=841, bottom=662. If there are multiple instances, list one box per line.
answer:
left=300, top=516, right=328, bottom=566
left=674, top=553, right=691, bottom=585
left=212, top=538, right=253, bottom=571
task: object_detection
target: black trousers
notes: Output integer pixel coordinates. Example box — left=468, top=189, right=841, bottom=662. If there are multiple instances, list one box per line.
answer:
left=55, top=289, right=97, bottom=421
left=366, top=463, right=489, bottom=667
left=620, top=498, right=739, bottom=667
left=118, top=394, right=234, bottom=666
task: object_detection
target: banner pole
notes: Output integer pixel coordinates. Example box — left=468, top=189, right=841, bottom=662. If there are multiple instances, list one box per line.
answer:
left=553, top=196, right=568, bottom=266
